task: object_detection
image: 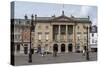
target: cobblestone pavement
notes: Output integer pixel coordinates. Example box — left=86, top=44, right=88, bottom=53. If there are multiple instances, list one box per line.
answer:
left=15, top=52, right=97, bottom=66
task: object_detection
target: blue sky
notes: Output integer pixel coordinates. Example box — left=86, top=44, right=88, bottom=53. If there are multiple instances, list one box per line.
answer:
left=14, top=1, right=97, bottom=25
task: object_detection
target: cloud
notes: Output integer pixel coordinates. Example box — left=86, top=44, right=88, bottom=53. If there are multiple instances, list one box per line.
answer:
left=91, top=18, right=97, bottom=25
left=79, top=6, right=91, bottom=17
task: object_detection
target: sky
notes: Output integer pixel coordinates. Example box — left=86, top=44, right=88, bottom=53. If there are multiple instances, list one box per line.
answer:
left=13, top=1, right=97, bottom=25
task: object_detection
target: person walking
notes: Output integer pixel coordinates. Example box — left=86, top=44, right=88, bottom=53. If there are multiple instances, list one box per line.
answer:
left=53, top=50, right=57, bottom=57
left=37, top=45, right=41, bottom=54
left=82, top=49, right=85, bottom=56
left=53, top=45, right=58, bottom=57
left=41, top=47, right=45, bottom=56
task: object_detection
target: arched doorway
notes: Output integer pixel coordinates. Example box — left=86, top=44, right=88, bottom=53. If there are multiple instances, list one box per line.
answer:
left=68, top=44, right=73, bottom=52
left=53, top=44, right=58, bottom=52
left=61, top=44, right=65, bottom=52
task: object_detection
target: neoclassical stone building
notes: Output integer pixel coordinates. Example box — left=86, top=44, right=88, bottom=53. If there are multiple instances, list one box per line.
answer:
left=13, top=11, right=91, bottom=55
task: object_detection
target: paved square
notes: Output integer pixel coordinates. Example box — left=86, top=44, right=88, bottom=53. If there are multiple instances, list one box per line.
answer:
left=15, top=52, right=97, bottom=66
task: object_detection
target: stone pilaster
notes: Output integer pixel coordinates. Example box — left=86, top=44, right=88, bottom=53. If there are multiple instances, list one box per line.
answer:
left=65, top=25, right=68, bottom=53
left=58, top=25, right=61, bottom=42
left=58, top=43, right=61, bottom=53
left=65, top=43, right=68, bottom=53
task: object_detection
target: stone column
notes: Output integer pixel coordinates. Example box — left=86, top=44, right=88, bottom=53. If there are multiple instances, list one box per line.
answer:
left=73, top=25, right=76, bottom=52
left=58, top=25, right=61, bottom=53
left=58, top=43, right=61, bottom=53
left=58, top=25, right=61, bottom=41
left=66, top=25, right=68, bottom=53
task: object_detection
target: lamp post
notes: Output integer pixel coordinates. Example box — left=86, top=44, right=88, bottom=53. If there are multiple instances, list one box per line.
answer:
left=28, top=14, right=34, bottom=63
left=28, top=14, right=36, bottom=62
left=83, top=25, right=90, bottom=60
left=28, top=25, right=32, bottom=63
left=86, top=26, right=89, bottom=60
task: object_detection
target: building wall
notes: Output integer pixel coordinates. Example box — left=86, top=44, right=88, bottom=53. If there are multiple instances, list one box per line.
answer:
left=13, top=19, right=91, bottom=55
left=32, top=21, right=90, bottom=53
left=75, top=23, right=90, bottom=51
left=33, top=22, right=53, bottom=52
left=89, top=33, right=97, bottom=50
left=14, top=21, right=31, bottom=55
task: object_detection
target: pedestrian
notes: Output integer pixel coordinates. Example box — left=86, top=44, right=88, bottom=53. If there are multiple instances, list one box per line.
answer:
left=37, top=45, right=41, bottom=54
left=53, top=45, right=58, bottom=57
left=53, top=50, right=57, bottom=57
left=82, top=50, right=85, bottom=56
left=41, top=47, right=45, bottom=56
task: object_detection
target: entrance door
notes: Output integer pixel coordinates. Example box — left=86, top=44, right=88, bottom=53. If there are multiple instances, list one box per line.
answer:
left=61, top=44, right=65, bottom=52
left=68, top=44, right=73, bottom=52
left=53, top=44, right=58, bottom=52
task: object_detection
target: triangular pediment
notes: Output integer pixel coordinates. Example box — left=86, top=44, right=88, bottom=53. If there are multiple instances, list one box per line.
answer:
left=52, top=15, right=73, bottom=21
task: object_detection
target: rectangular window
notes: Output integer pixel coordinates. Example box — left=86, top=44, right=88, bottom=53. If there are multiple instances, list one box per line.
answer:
left=14, top=35, right=20, bottom=40
left=14, top=27, right=21, bottom=33
left=76, top=43, right=80, bottom=50
left=92, top=39, right=94, bottom=43
left=60, top=35, right=65, bottom=41
left=84, top=36, right=87, bottom=42
left=45, top=32, right=49, bottom=40
left=46, top=34, right=49, bottom=40
left=77, top=36, right=80, bottom=41
left=53, top=25, right=59, bottom=41
left=68, top=25, right=73, bottom=35
left=92, top=33, right=94, bottom=37
left=60, top=25, right=66, bottom=34
left=53, top=25, right=59, bottom=34
left=39, top=34, right=41, bottom=40
left=84, top=32, right=87, bottom=34
left=95, top=40, right=97, bottom=43
left=38, top=32, right=42, bottom=40
left=53, top=34, right=58, bottom=41
left=77, top=32, right=81, bottom=34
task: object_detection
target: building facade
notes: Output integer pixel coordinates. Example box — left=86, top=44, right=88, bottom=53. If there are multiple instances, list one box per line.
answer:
left=12, top=11, right=91, bottom=55
left=89, top=25, right=97, bottom=52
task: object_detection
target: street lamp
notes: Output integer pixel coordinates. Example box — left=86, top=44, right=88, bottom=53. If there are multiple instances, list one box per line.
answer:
left=83, top=15, right=92, bottom=60
left=28, top=14, right=34, bottom=63
left=86, top=26, right=89, bottom=60
left=83, top=25, right=90, bottom=61
left=28, top=14, right=36, bottom=63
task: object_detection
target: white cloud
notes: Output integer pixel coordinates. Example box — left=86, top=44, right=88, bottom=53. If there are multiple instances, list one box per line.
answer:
left=91, top=18, right=97, bottom=25
left=79, top=6, right=91, bottom=17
